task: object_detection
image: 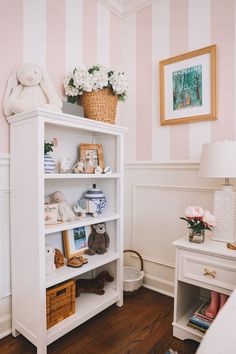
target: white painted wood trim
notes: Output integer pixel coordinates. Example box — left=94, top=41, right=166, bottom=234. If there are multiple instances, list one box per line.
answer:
left=0, top=189, right=11, bottom=299
left=98, top=0, right=153, bottom=17
left=0, top=154, right=10, bottom=166
left=125, top=161, right=200, bottom=170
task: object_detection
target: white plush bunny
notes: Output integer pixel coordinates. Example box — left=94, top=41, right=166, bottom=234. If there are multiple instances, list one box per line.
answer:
left=45, top=244, right=56, bottom=275
left=3, top=62, right=62, bottom=117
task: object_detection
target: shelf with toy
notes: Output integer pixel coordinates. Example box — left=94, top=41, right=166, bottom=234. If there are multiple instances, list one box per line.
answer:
left=46, top=250, right=120, bottom=288
left=45, top=211, right=120, bottom=235
left=47, top=283, right=120, bottom=345
left=44, top=172, right=121, bottom=179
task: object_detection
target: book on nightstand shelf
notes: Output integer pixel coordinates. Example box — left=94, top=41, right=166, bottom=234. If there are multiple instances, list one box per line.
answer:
left=187, top=302, right=214, bottom=333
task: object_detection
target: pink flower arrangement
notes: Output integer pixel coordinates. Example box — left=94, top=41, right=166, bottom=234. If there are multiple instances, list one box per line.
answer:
left=180, top=206, right=215, bottom=233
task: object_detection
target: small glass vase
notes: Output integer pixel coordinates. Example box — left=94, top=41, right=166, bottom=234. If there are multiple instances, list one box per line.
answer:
left=189, top=229, right=205, bottom=243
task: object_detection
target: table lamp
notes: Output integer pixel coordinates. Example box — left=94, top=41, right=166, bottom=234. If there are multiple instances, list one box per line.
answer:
left=199, top=140, right=236, bottom=243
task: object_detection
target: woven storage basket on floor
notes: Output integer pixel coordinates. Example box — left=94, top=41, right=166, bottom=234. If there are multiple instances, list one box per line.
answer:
left=123, top=250, right=144, bottom=295
left=46, top=279, right=75, bottom=329
left=79, top=88, right=118, bottom=124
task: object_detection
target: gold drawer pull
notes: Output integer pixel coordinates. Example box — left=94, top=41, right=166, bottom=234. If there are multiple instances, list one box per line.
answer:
left=204, top=268, right=216, bottom=278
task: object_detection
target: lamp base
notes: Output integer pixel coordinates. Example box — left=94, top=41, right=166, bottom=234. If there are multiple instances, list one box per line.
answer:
left=212, top=185, right=236, bottom=243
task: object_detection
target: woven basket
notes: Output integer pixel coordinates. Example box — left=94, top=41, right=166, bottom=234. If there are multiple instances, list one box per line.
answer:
left=79, top=88, right=118, bottom=124
left=123, top=250, right=144, bottom=295
left=46, top=279, right=75, bottom=328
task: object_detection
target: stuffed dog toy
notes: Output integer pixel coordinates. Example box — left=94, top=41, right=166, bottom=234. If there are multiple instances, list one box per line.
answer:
left=76, top=270, right=114, bottom=297
left=3, top=62, right=62, bottom=116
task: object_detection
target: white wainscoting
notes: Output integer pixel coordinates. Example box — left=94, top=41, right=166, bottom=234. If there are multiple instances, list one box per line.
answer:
left=0, top=154, right=11, bottom=338
left=124, top=162, right=217, bottom=297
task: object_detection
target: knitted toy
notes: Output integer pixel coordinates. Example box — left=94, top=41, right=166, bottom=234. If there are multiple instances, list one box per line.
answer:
left=3, top=62, right=62, bottom=117
left=50, top=191, right=75, bottom=222
left=86, top=223, right=110, bottom=255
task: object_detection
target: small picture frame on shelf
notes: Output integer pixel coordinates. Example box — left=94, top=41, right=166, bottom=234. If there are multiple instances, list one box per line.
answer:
left=79, top=144, right=104, bottom=174
left=62, top=226, right=91, bottom=259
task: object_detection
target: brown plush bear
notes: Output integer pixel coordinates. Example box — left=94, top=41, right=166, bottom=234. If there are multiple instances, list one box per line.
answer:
left=86, top=223, right=110, bottom=255
left=76, top=270, right=114, bottom=297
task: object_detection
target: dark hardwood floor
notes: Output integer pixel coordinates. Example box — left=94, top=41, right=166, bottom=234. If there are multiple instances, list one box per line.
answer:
left=0, top=288, right=199, bottom=354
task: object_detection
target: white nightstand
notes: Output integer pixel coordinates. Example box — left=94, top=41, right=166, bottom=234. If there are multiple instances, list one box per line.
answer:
left=172, top=237, right=236, bottom=343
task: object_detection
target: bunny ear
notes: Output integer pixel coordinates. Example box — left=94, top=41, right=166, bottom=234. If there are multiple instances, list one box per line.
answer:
left=3, top=69, right=19, bottom=114
left=40, top=70, right=62, bottom=109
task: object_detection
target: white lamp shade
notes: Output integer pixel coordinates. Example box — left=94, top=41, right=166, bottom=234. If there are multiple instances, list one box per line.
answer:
left=199, top=141, right=236, bottom=178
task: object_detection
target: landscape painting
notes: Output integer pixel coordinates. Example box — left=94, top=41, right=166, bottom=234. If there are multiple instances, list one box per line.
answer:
left=159, top=45, right=216, bottom=125
left=172, top=64, right=202, bottom=111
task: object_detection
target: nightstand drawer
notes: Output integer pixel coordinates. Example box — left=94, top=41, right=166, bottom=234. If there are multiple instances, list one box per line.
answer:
left=178, top=249, right=236, bottom=291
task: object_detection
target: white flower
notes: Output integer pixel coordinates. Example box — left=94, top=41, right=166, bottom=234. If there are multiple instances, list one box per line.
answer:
left=63, top=64, right=128, bottom=102
left=202, top=210, right=216, bottom=227
left=185, top=206, right=204, bottom=219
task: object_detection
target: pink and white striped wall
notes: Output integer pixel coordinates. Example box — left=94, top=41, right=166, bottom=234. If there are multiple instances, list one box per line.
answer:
left=0, top=0, right=235, bottom=162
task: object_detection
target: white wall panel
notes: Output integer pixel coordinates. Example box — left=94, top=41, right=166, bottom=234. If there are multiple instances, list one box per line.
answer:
left=23, top=0, right=47, bottom=65
left=124, top=161, right=215, bottom=297
left=132, top=184, right=213, bottom=265
left=0, top=155, right=11, bottom=338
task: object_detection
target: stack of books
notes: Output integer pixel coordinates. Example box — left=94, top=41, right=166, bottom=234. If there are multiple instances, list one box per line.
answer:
left=187, top=302, right=214, bottom=333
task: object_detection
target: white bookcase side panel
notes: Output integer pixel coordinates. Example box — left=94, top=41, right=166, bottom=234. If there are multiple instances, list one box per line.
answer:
left=10, top=119, right=46, bottom=340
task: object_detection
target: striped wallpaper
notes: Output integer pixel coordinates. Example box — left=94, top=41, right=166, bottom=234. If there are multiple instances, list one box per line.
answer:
left=0, top=0, right=235, bottom=162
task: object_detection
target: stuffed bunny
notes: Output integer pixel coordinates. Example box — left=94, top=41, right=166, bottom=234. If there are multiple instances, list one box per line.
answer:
left=3, top=62, right=62, bottom=117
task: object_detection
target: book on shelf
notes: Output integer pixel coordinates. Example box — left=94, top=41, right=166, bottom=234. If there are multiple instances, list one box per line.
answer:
left=187, top=301, right=214, bottom=333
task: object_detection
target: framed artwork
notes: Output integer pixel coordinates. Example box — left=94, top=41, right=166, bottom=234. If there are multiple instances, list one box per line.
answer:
left=79, top=144, right=104, bottom=173
left=159, top=45, right=216, bottom=125
left=62, top=226, right=91, bottom=259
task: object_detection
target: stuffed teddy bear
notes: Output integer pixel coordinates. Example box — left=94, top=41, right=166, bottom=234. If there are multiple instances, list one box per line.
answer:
left=75, top=270, right=114, bottom=297
left=86, top=223, right=110, bottom=255
left=50, top=191, right=75, bottom=222
left=45, top=244, right=56, bottom=275
left=3, top=62, right=62, bottom=117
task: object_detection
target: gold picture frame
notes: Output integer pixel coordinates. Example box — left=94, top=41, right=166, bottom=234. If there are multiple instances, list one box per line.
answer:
left=79, top=144, right=104, bottom=173
left=159, top=44, right=216, bottom=125
left=62, top=226, right=91, bottom=259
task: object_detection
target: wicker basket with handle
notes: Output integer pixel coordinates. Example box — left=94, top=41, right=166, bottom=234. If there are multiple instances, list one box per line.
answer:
left=123, top=249, right=144, bottom=294
left=79, top=88, right=118, bottom=124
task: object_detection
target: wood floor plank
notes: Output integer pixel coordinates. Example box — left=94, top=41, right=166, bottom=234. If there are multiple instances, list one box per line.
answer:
left=0, top=288, right=199, bottom=354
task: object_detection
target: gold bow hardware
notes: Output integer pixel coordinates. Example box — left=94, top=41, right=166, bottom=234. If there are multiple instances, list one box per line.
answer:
left=203, top=268, right=216, bottom=278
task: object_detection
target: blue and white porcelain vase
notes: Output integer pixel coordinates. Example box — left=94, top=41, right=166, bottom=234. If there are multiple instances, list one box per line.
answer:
left=44, top=154, right=56, bottom=173
left=84, top=184, right=106, bottom=214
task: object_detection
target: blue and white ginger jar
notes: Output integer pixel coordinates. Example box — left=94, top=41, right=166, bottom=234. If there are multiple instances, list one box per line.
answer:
left=84, top=184, right=106, bottom=214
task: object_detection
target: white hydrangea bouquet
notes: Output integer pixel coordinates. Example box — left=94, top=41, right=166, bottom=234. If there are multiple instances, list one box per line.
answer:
left=63, top=64, right=129, bottom=104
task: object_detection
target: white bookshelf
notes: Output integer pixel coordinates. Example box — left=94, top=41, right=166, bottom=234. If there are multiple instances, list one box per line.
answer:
left=8, top=108, right=127, bottom=354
